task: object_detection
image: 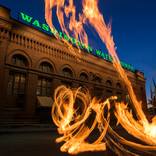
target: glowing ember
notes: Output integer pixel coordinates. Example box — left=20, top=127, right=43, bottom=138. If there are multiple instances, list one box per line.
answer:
left=45, top=0, right=156, bottom=155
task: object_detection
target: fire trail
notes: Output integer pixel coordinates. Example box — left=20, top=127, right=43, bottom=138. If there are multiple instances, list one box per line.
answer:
left=45, top=0, right=156, bottom=155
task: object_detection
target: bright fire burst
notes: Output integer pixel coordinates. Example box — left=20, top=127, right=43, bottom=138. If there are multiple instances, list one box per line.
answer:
left=45, top=0, right=156, bottom=155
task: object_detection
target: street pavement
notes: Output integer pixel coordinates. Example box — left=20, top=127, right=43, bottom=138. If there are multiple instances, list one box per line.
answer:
left=0, top=131, right=116, bottom=156
left=0, top=128, right=156, bottom=156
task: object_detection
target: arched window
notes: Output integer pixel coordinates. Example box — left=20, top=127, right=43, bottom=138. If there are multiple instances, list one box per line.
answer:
left=62, top=67, right=73, bottom=78
left=12, top=54, right=28, bottom=67
left=8, top=54, right=28, bottom=97
left=93, top=76, right=101, bottom=83
left=80, top=73, right=88, bottom=81
left=116, top=82, right=122, bottom=89
left=37, top=62, right=53, bottom=96
left=106, top=80, right=112, bottom=87
left=39, top=62, right=53, bottom=73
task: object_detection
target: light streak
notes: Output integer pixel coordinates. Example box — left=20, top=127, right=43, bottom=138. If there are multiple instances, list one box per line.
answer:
left=45, top=0, right=156, bottom=155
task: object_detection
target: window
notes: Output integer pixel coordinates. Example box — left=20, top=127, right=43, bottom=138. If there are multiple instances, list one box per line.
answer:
left=92, top=76, right=101, bottom=83
left=78, top=84, right=88, bottom=93
left=106, top=80, right=112, bottom=87
left=94, top=87, right=103, bottom=98
left=62, top=67, right=73, bottom=78
left=61, top=80, right=72, bottom=88
left=116, top=82, right=122, bottom=89
left=37, top=62, right=53, bottom=96
left=39, top=62, right=53, bottom=73
left=116, top=92, right=122, bottom=101
left=36, top=77, right=52, bottom=96
left=7, top=71, right=26, bottom=95
left=106, top=89, right=113, bottom=98
left=12, top=54, right=28, bottom=67
left=80, top=73, right=88, bottom=81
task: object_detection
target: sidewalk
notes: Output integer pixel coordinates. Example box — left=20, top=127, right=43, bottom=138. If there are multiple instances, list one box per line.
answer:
left=0, top=123, right=57, bottom=134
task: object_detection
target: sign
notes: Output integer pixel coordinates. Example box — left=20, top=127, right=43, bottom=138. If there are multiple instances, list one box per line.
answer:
left=17, top=12, right=135, bottom=72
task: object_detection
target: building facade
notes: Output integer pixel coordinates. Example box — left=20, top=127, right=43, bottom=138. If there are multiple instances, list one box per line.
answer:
left=0, top=6, right=147, bottom=123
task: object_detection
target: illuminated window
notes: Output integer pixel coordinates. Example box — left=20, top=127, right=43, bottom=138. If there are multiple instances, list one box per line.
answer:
left=7, top=71, right=26, bottom=95
left=12, top=54, right=28, bottom=67
left=39, top=62, right=53, bottom=73
left=80, top=73, right=88, bottom=81
left=62, top=67, right=73, bottom=78
left=36, top=77, right=52, bottom=96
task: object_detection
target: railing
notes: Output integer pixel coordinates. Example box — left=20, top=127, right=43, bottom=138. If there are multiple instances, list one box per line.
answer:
left=0, top=27, right=121, bottom=75
left=0, top=27, right=78, bottom=61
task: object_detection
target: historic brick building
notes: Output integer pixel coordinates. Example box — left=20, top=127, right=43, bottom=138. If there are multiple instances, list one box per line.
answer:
left=0, top=5, right=147, bottom=123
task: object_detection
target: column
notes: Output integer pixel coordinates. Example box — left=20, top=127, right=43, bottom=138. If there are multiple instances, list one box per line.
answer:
left=51, top=78, right=62, bottom=98
left=0, top=40, right=9, bottom=109
left=25, top=72, right=38, bottom=117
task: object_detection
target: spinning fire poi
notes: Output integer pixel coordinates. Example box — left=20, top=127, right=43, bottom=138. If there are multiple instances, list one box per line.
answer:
left=45, top=0, right=156, bottom=155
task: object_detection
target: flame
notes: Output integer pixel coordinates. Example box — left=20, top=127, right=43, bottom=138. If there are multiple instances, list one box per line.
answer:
left=52, top=86, right=114, bottom=154
left=82, top=0, right=148, bottom=123
left=45, top=0, right=88, bottom=46
left=115, top=102, right=156, bottom=145
left=44, top=0, right=156, bottom=155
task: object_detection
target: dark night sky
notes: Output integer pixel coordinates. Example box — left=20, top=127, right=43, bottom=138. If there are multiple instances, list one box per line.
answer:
left=0, top=0, right=156, bottom=101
